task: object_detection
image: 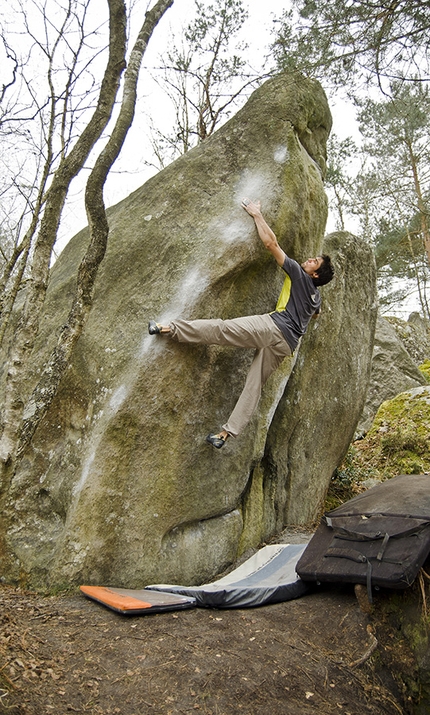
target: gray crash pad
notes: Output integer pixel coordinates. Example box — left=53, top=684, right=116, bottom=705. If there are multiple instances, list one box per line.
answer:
left=147, top=543, right=310, bottom=608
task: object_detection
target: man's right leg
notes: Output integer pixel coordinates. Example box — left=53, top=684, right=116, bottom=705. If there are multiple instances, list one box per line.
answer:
left=148, top=315, right=292, bottom=446
left=168, top=315, right=279, bottom=350
left=175, top=316, right=293, bottom=438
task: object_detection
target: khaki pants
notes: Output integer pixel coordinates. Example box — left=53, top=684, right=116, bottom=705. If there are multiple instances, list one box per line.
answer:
left=170, top=314, right=292, bottom=437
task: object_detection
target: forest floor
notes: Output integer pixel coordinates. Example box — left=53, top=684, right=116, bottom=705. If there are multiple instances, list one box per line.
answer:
left=0, top=531, right=419, bottom=715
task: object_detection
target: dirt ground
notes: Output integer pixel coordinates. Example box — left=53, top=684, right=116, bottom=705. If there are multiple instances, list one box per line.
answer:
left=1, top=566, right=419, bottom=715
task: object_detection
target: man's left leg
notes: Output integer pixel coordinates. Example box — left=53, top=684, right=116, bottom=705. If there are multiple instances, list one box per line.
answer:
left=221, top=335, right=292, bottom=438
left=148, top=314, right=291, bottom=447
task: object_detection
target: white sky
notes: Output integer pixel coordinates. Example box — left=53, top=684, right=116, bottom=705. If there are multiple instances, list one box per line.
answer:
left=2, top=0, right=420, bottom=318
left=56, top=0, right=359, bottom=249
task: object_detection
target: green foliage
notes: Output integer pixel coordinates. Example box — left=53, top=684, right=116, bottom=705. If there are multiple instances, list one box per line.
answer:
left=371, top=213, right=430, bottom=314
left=327, top=386, right=430, bottom=511
left=330, top=83, right=430, bottom=317
left=185, top=0, right=247, bottom=57
left=374, top=220, right=420, bottom=275
left=356, top=83, right=430, bottom=251
left=271, top=0, right=430, bottom=88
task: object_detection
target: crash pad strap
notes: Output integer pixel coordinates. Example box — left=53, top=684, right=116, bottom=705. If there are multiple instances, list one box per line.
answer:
left=325, top=547, right=367, bottom=563
left=325, top=514, right=430, bottom=543
left=377, top=532, right=390, bottom=561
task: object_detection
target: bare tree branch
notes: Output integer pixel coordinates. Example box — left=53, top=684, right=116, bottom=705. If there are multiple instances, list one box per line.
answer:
left=17, top=0, right=174, bottom=460
left=0, top=0, right=128, bottom=469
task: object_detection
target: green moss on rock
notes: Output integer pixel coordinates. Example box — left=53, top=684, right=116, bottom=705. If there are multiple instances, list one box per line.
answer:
left=366, top=387, right=430, bottom=477
left=419, top=360, right=430, bottom=383
left=329, top=387, right=430, bottom=503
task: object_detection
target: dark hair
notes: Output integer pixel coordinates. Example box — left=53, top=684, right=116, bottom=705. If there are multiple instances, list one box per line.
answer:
left=313, top=254, right=334, bottom=286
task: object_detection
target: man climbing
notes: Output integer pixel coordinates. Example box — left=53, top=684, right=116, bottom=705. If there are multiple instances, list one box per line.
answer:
left=148, top=199, right=334, bottom=448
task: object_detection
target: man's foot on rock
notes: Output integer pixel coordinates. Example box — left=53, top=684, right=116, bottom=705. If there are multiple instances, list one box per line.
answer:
left=148, top=320, right=162, bottom=335
left=206, top=433, right=228, bottom=449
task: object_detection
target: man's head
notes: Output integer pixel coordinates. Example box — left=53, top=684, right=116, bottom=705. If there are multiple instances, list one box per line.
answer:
left=302, top=255, right=334, bottom=287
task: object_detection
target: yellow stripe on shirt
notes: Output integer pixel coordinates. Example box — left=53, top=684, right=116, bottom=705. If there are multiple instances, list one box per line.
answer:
left=274, top=274, right=292, bottom=312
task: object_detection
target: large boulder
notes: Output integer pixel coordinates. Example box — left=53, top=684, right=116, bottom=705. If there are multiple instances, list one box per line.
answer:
left=1, top=73, right=376, bottom=589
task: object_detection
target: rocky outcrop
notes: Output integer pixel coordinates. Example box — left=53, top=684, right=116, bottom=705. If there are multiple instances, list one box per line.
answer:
left=1, top=73, right=377, bottom=589
left=387, top=313, right=430, bottom=364
left=357, top=315, right=428, bottom=435
left=341, top=385, right=430, bottom=482
left=242, top=231, right=378, bottom=535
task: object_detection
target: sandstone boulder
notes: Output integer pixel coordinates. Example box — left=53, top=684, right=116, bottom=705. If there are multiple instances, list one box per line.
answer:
left=2, top=73, right=376, bottom=589
left=387, top=313, right=430, bottom=365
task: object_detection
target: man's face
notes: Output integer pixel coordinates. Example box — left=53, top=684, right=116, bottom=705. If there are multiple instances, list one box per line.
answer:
left=301, top=256, right=323, bottom=278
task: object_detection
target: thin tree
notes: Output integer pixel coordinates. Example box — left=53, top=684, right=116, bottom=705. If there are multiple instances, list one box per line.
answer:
left=0, top=0, right=173, bottom=477
left=0, top=0, right=118, bottom=341
left=146, top=0, right=260, bottom=167
left=17, top=0, right=173, bottom=459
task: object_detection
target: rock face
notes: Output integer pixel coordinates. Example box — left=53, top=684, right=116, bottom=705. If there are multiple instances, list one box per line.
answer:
left=1, top=73, right=377, bottom=589
left=350, top=385, right=430, bottom=480
left=357, top=315, right=428, bottom=435
left=245, top=231, right=378, bottom=535
left=387, top=312, right=430, bottom=364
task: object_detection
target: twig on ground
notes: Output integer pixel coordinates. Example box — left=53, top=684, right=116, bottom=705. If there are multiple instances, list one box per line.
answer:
left=349, top=625, right=378, bottom=668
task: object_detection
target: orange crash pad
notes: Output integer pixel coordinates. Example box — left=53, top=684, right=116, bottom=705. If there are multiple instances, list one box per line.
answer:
left=80, top=585, right=196, bottom=615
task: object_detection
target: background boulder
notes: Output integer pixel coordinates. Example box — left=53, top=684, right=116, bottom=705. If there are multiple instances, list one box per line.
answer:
left=357, top=315, right=428, bottom=435
left=387, top=313, right=430, bottom=364
left=339, top=385, right=430, bottom=483
left=2, top=73, right=376, bottom=589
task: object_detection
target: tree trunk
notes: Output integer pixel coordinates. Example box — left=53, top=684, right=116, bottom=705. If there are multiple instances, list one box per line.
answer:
left=406, top=138, right=430, bottom=266
left=0, top=0, right=127, bottom=469
left=17, top=0, right=174, bottom=459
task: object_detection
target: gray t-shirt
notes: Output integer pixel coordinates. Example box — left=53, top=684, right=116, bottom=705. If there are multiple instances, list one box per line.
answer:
left=270, top=255, right=321, bottom=351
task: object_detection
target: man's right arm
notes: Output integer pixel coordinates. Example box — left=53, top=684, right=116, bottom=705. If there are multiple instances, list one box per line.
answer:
left=242, top=199, right=286, bottom=267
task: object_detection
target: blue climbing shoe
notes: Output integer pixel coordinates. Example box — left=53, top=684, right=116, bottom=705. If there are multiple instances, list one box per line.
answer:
left=206, top=433, right=228, bottom=449
left=148, top=320, right=162, bottom=335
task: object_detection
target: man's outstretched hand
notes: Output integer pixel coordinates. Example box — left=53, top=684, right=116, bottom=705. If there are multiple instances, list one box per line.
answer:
left=242, top=198, right=261, bottom=217
left=241, top=198, right=286, bottom=267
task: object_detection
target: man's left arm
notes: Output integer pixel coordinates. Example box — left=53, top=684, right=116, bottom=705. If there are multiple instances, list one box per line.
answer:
left=242, top=199, right=286, bottom=267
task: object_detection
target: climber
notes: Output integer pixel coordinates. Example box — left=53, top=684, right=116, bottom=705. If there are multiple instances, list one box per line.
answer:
left=148, top=199, right=334, bottom=449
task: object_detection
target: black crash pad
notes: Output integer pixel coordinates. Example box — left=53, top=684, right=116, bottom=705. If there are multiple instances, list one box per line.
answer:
left=296, top=474, right=430, bottom=592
